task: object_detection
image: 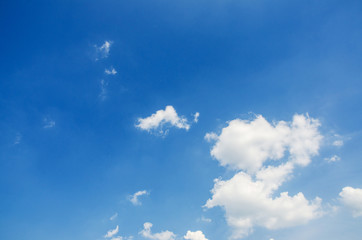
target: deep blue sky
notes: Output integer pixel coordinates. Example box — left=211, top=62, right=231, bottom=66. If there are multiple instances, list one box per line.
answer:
left=1, top=0, right=362, bottom=239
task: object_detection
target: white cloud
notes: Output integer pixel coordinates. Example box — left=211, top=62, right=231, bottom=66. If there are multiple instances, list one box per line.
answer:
left=332, top=140, right=344, bottom=147
left=110, top=212, right=118, bottom=221
left=193, top=112, right=200, bottom=123
left=136, top=106, right=191, bottom=135
left=204, top=132, right=218, bottom=142
left=339, top=186, right=362, bottom=217
left=140, top=222, right=175, bottom=240
left=128, top=190, right=149, bottom=206
left=324, top=155, right=340, bottom=163
left=184, top=230, right=208, bottom=240
left=43, top=117, right=55, bottom=129
left=95, top=41, right=112, bottom=60
left=205, top=114, right=324, bottom=239
left=99, top=79, right=108, bottom=101
left=207, top=114, right=322, bottom=173
left=105, top=67, right=117, bottom=75
left=105, top=225, right=119, bottom=238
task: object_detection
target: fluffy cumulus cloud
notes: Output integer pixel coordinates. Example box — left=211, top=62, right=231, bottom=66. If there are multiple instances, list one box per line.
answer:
left=205, top=114, right=324, bottom=239
left=339, top=186, right=362, bottom=217
left=184, top=230, right=208, bottom=240
left=140, top=222, right=175, bottom=240
left=128, top=190, right=149, bottom=206
left=105, top=225, right=119, bottom=238
left=136, top=106, right=193, bottom=135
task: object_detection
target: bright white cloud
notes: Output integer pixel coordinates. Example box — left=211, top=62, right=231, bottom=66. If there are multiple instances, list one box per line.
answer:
left=332, top=140, right=344, bottom=147
left=339, top=186, right=362, bottom=217
left=205, top=114, right=324, bottom=239
left=140, top=222, right=175, bottom=240
left=110, top=212, right=118, bottom=221
left=128, top=190, right=149, bottom=206
left=184, top=230, right=208, bottom=240
left=324, top=155, right=340, bottom=163
left=105, top=67, right=117, bottom=75
left=95, top=41, right=112, bottom=60
left=194, top=112, right=200, bottom=123
left=136, top=106, right=191, bottom=135
left=105, top=225, right=119, bottom=238
left=207, top=114, right=322, bottom=173
left=43, top=117, right=55, bottom=129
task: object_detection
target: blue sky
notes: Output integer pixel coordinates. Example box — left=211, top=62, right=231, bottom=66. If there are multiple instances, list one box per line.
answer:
left=1, top=0, right=362, bottom=239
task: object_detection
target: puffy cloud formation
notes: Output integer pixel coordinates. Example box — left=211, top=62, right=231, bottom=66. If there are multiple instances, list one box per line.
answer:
left=136, top=106, right=191, bottom=135
left=140, top=222, right=175, bottom=240
left=205, top=114, right=324, bottom=239
left=339, top=186, right=362, bottom=217
left=105, top=225, right=119, bottom=238
left=332, top=140, right=344, bottom=147
left=209, top=114, right=322, bottom=173
left=184, top=230, right=208, bottom=240
left=128, top=190, right=149, bottom=206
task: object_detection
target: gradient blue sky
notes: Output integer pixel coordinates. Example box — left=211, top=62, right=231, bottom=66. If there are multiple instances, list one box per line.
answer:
left=1, top=0, right=362, bottom=239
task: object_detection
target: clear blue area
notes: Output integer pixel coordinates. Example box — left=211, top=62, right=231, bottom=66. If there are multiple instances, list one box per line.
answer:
left=1, top=0, right=362, bottom=239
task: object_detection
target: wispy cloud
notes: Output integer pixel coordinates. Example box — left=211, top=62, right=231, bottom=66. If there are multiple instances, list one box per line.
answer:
left=105, top=225, right=119, bottom=238
left=43, top=117, right=55, bottom=129
left=95, top=40, right=112, bottom=60
left=128, top=190, right=149, bottom=206
left=110, top=212, right=118, bottom=221
left=105, top=67, right=117, bottom=75
left=99, top=79, right=108, bottom=101
left=14, top=133, right=22, bottom=145
left=324, top=155, right=340, bottom=163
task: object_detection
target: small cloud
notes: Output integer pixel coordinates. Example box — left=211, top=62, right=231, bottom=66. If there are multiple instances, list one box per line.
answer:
left=111, top=237, right=123, bottom=240
left=324, top=155, right=340, bottom=163
left=43, top=117, right=55, bottom=129
left=128, top=190, right=149, bottom=206
left=95, top=40, right=113, bottom=60
left=136, top=106, right=192, bottom=135
left=332, top=140, right=344, bottom=147
left=14, top=133, right=22, bottom=145
left=140, top=222, right=175, bottom=240
left=99, top=79, right=108, bottom=101
left=105, top=225, right=119, bottom=238
left=197, top=216, right=211, bottom=223
left=204, top=132, right=218, bottom=142
left=105, top=67, right=117, bottom=75
left=193, top=112, right=200, bottom=123
left=184, top=230, right=208, bottom=240
left=110, top=213, right=118, bottom=221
